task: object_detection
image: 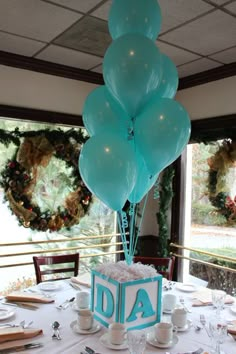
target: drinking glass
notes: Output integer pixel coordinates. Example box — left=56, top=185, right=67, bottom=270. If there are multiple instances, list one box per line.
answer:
left=208, top=317, right=228, bottom=354
left=211, top=290, right=226, bottom=317
left=127, top=330, right=146, bottom=354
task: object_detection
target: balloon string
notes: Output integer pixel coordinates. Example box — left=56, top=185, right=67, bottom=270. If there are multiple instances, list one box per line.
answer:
left=132, top=192, right=149, bottom=258
left=128, top=203, right=136, bottom=262
left=117, top=210, right=130, bottom=264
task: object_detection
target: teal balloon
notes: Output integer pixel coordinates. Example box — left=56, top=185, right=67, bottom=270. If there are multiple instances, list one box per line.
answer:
left=134, top=98, right=191, bottom=175
left=82, top=86, right=130, bottom=137
left=108, top=0, right=162, bottom=41
left=155, top=53, right=179, bottom=99
left=79, top=132, right=137, bottom=211
left=103, top=33, right=162, bottom=118
left=128, top=151, right=158, bottom=204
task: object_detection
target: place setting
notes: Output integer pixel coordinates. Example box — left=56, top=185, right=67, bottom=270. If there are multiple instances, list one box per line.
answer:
left=99, top=322, right=128, bottom=351
left=146, top=322, right=179, bottom=349
left=72, top=290, right=90, bottom=312
left=70, top=290, right=101, bottom=335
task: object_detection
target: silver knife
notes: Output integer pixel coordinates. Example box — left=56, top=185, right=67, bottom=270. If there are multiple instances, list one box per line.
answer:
left=0, top=342, right=43, bottom=353
left=1, top=302, right=38, bottom=310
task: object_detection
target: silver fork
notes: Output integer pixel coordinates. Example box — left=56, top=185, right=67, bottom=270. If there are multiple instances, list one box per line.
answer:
left=0, top=320, right=25, bottom=328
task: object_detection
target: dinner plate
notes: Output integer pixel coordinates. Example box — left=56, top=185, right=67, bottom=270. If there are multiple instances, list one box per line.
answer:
left=230, top=305, right=236, bottom=315
left=176, top=283, right=197, bottom=292
left=147, top=332, right=178, bottom=349
left=70, top=320, right=101, bottom=334
left=38, top=281, right=62, bottom=291
left=0, top=307, right=15, bottom=321
left=100, top=333, right=128, bottom=350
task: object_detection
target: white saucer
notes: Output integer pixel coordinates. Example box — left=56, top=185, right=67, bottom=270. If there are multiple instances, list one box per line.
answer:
left=176, top=283, right=197, bottom=292
left=230, top=305, right=236, bottom=315
left=38, top=281, right=62, bottom=291
left=100, top=333, right=128, bottom=350
left=71, top=302, right=90, bottom=312
left=70, top=320, right=101, bottom=334
left=147, top=332, right=178, bottom=349
left=163, top=308, right=174, bottom=314
left=0, top=307, right=15, bottom=321
left=176, top=319, right=192, bottom=332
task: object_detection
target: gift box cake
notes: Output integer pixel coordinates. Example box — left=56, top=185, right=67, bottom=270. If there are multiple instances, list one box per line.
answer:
left=91, top=261, right=162, bottom=330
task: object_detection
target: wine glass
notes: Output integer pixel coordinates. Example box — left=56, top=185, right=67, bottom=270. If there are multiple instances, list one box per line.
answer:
left=127, top=330, right=146, bottom=354
left=211, top=290, right=226, bottom=317
left=208, top=317, right=228, bottom=354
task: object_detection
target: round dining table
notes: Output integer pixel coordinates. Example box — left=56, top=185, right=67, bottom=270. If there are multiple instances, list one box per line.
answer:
left=0, top=278, right=235, bottom=353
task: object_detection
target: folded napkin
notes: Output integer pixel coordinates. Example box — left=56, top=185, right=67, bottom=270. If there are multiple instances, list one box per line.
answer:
left=227, top=320, right=236, bottom=335
left=71, top=273, right=91, bottom=288
left=0, top=327, right=43, bottom=344
left=191, top=289, right=235, bottom=307
left=6, top=292, right=54, bottom=304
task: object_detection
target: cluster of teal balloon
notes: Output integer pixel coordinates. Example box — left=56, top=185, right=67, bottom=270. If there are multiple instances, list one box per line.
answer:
left=79, top=0, right=191, bottom=211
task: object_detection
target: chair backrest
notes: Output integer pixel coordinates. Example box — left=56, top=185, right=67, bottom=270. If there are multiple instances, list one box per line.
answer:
left=133, top=256, right=175, bottom=280
left=33, top=253, right=79, bottom=284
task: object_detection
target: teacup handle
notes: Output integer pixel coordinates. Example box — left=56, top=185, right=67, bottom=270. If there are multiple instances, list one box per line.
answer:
left=173, top=325, right=178, bottom=334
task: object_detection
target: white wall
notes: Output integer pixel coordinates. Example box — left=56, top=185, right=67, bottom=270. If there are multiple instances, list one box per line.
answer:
left=1, top=64, right=235, bottom=120
left=176, top=75, right=236, bottom=120
left=0, top=65, right=97, bottom=115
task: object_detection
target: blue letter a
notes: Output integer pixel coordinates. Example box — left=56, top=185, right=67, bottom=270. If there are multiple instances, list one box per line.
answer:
left=126, top=288, right=155, bottom=322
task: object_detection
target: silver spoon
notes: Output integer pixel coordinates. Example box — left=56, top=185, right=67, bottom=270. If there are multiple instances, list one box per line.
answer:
left=52, top=321, right=61, bottom=340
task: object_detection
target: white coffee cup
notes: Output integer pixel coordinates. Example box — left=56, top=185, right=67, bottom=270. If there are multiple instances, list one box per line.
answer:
left=162, top=294, right=177, bottom=312
left=77, top=309, right=93, bottom=330
left=171, top=308, right=188, bottom=328
left=108, top=322, right=126, bottom=345
left=154, top=322, right=176, bottom=344
left=76, top=291, right=90, bottom=309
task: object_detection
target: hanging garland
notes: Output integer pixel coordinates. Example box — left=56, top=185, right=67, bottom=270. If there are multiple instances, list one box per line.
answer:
left=0, top=128, right=92, bottom=232
left=156, top=166, right=175, bottom=257
left=207, top=139, right=236, bottom=223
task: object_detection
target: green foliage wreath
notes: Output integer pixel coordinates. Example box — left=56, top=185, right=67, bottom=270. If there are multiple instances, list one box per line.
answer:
left=0, top=128, right=92, bottom=232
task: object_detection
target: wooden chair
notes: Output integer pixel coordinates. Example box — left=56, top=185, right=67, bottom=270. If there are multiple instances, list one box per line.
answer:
left=133, top=256, right=175, bottom=280
left=33, top=253, right=79, bottom=284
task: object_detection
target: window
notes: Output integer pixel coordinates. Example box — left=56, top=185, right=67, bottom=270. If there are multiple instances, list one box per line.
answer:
left=0, top=117, right=119, bottom=293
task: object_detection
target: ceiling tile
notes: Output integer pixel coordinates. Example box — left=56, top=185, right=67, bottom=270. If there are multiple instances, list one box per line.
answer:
left=0, top=32, right=45, bottom=56
left=92, top=64, right=103, bottom=74
left=177, top=58, right=222, bottom=77
left=48, top=0, right=102, bottom=13
left=161, top=10, right=236, bottom=55
left=209, top=46, right=236, bottom=63
left=55, top=16, right=111, bottom=57
left=158, top=0, right=213, bottom=33
left=157, top=41, right=201, bottom=66
left=92, top=0, right=111, bottom=20
left=0, top=0, right=81, bottom=42
left=224, top=1, right=236, bottom=14
left=36, top=44, right=102, bottom=70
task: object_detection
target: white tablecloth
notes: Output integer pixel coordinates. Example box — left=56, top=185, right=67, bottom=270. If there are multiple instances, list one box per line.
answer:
left=0, top=279, right=235, bottom=353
